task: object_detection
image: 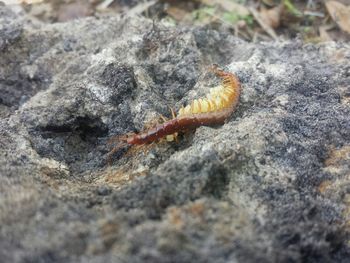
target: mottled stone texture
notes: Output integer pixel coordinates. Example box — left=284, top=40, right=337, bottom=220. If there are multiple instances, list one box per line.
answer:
left=1, top=5, right=350, bottom=263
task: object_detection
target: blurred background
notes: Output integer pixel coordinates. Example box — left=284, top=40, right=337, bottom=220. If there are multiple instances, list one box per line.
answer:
left=2, top=0, right=350, bottom=42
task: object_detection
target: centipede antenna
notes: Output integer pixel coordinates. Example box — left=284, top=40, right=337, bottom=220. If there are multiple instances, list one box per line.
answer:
left=170, top=107, right=176, bottom=119
left=107, top=133, right=131, bottom=164
left=107, top=134, right=128, bottom=145
left=107, top=141, right=128, bottom=165
left=159, top=114, right=168, bottom=123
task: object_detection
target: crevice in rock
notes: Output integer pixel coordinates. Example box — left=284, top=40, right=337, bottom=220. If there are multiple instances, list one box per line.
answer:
left=31, top=115, right=108, bottom=174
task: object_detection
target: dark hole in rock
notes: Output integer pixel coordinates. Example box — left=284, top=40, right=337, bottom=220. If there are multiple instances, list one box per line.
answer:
left=31, top=116, right=108, bottom=174
left=203, top=164, right=229, bottom=199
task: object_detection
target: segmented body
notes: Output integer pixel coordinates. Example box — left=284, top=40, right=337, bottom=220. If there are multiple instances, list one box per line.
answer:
left=126, top=108, right=234, bottom=145
left=123, top=67, right=240, bottom=145
left=109, top=66, right=241, bottom=152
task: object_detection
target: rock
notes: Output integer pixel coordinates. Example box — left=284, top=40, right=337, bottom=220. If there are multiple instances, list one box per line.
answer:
left=0, top=5, right=23, bottom=51
left=0, top=4, right=350, bottom=263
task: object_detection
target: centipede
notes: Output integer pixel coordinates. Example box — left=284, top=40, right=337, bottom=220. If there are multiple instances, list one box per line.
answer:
left=108, top=65, right=241, bottom=158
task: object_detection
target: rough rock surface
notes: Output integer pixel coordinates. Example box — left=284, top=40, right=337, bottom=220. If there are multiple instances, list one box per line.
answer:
left=1, top=5, right=350, bottom=263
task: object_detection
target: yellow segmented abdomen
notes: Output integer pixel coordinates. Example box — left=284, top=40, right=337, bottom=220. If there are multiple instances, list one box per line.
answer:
left=177, top=73, right=240, bottom=117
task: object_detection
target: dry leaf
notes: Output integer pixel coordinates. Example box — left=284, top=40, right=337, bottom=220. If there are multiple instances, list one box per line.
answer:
left=57, top=2, right=93, bottom=22
left=325, top=1, right=350, bottom=34
left=250, top=7, right=278, bottom=40
left=166, top=6, right=188, bottom=21
left=319, top=26, right=333, bottom=41
left=259, top=5, right=282, bottom=29
left=2, top=0, right=43, bottom=4
left=262, top=0, right=280, bottom=7
left=201, top=0, right=249, bottom=16
left=97, top=0, right=115, bottom=10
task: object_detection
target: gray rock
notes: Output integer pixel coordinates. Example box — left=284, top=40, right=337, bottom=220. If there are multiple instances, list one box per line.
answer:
left=1, top=4, right=350, bottom=263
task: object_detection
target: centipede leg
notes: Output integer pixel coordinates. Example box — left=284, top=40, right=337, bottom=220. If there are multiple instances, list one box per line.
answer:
left=107, top=143, right=125, bottom=165
left=159, top=114, right=168, bottom=123
left=107, top=134, right=130, bottom=164
left=170, top=107, right=179, bottom=142
left=143, top=119, right=159, bottom=129
left=130, top=143, right=154, bottom=155
left=170, top=107, right=176, bottom=119
left=107, top=133, right=131, bottom=146
left=174, top=132, right=179, bottom=143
